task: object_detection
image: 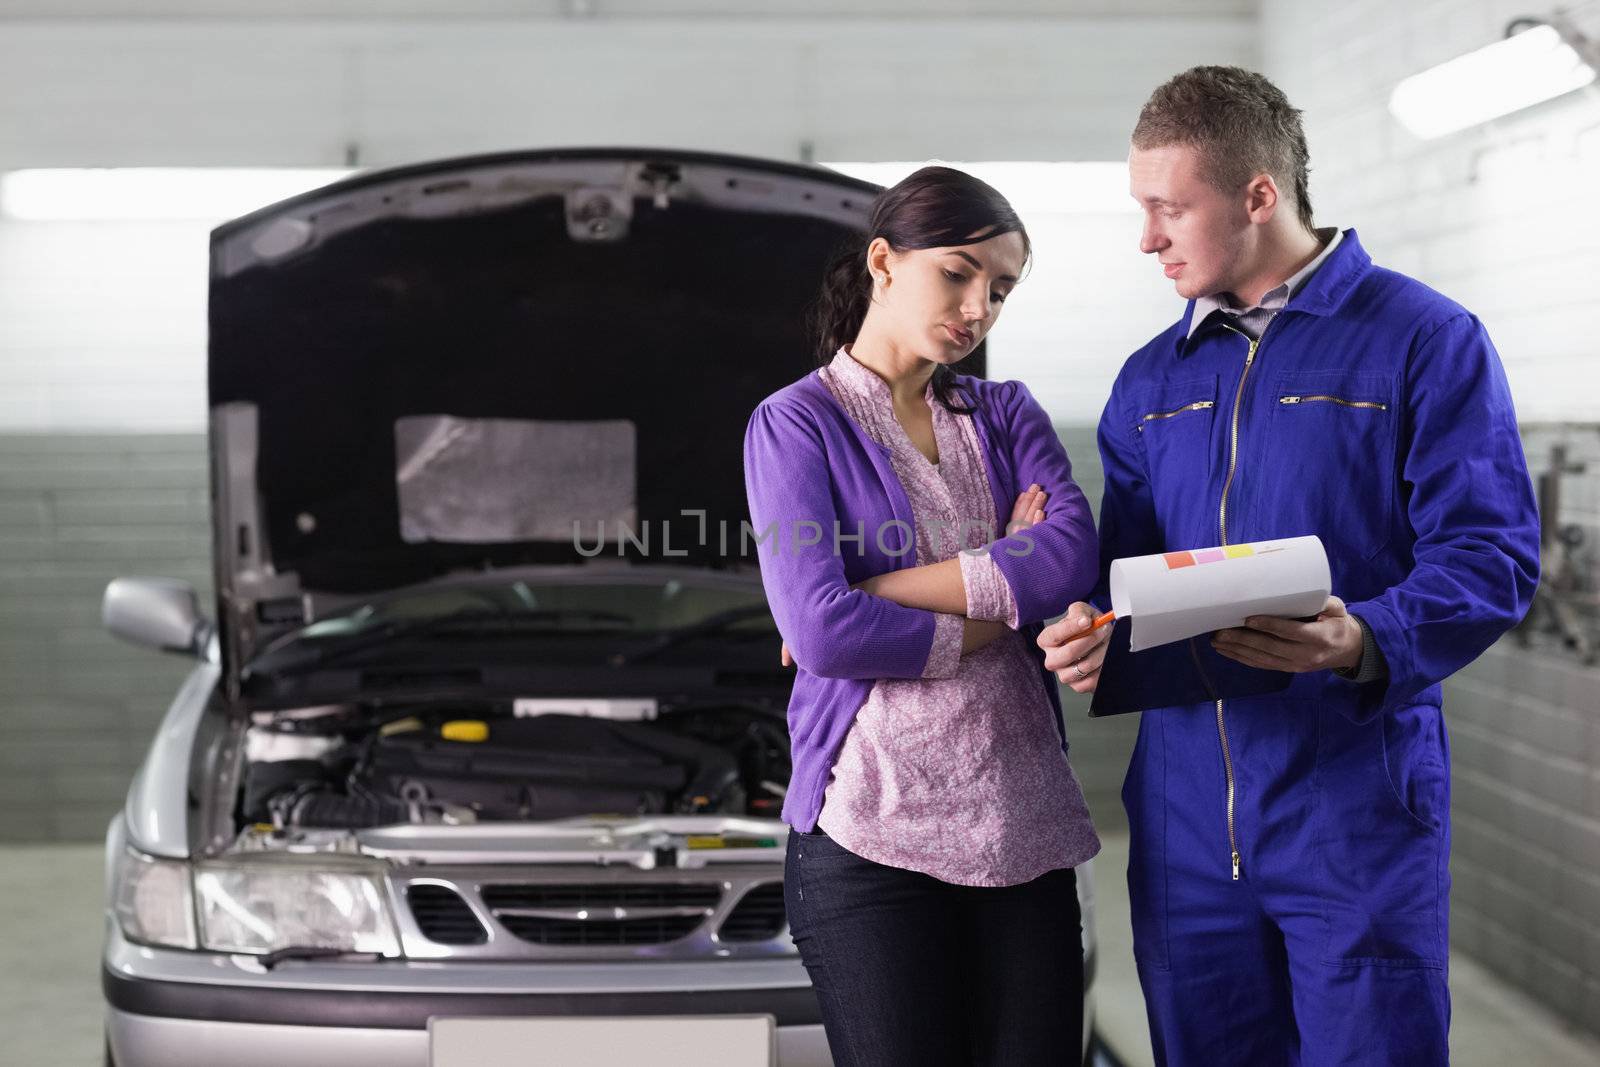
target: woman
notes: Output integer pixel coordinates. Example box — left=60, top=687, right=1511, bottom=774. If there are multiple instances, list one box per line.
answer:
left=742, top=167, right=1101, bottom=1066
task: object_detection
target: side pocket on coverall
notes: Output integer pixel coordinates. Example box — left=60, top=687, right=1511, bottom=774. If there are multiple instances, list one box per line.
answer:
left=1314, top=704, right=1446, bottom=967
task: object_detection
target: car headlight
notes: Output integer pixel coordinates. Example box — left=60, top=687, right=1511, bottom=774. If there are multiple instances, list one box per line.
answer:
left=193, top=855, right=400, bottom=957
left=112, top=847, right=197, bottom=949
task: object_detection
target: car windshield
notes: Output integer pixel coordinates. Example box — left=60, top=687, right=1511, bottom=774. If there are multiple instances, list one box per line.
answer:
left=242, top=575, right=778, bottom=679
left=313, top=576, right=772, bottom=634
left=264, top=575, right=770, bottom=650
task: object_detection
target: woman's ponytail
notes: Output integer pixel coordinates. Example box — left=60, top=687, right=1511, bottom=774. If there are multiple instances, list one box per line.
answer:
left=813, top=250, right=872, bottom=364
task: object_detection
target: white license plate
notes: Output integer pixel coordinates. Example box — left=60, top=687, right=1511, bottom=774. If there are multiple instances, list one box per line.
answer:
left=429, top=1014, right=775, bottom=1067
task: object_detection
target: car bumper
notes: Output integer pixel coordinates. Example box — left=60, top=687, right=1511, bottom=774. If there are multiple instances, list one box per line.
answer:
left=103, top=920, right=827, bottom=1066
left=105, top=1010, right=832, bottom=1067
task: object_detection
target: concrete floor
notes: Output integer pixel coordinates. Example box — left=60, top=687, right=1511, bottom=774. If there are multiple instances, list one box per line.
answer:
left=3, top=845, right=109, bottom=1065
left=4, top=840, right=1599, bottom=1066
left=1089, top=832, right=1600, bottom=1067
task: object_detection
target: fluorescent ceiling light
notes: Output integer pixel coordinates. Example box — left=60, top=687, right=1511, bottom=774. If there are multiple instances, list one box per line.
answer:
left=820, top=161, right=1136, bottom=215
left=0, top=167, right=356, bottom=221
left=1389, top=21, right=1599, bottom=140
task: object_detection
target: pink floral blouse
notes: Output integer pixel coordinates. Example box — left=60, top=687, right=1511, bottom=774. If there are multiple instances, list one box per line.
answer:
left=814, top=348, right=1100, bottom=887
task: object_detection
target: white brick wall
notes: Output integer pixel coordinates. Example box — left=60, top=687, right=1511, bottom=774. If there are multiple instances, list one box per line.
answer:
left=0, top=16, right=1255, bottom=170
left=989, top=208, right=1177, bottom=424
left=0, top=220, right=212, bottom=432
left=1262, top=0, right=1600, bottom=423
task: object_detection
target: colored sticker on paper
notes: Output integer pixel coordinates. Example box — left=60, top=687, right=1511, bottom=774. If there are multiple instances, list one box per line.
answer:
left=1164, top=551, right=1196, bottom=569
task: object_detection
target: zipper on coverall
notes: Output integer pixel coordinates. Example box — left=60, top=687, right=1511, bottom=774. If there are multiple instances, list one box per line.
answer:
left=1214, top=319, right=1274, bottom=882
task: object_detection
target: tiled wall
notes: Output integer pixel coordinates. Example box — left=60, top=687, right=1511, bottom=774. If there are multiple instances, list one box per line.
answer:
left=0, top=435, right=212, bottom=841
left=1448, top=642, right=1600, bottom=1031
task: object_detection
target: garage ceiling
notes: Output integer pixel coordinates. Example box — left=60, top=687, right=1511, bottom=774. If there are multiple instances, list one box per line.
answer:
left=0, top=0, right=1257, bottom=19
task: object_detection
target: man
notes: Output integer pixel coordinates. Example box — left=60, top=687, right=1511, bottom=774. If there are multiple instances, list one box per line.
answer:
left=1039, top=66, right=1540, bottom=1064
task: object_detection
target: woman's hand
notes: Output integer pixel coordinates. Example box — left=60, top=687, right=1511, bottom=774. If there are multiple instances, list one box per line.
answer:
left=1010, top=483, right=1047, bottom=530
left=1038, top=602, right=1111, bottom=693
left=781, top=642, right=795, bottom=668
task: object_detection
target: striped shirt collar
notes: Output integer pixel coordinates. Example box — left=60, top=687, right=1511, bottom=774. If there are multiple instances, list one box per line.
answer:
left=1186, top=226, right=1343, bottom=339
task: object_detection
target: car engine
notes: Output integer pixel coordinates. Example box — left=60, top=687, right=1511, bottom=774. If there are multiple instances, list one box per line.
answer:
left=238, top=701, right=791, bottom=832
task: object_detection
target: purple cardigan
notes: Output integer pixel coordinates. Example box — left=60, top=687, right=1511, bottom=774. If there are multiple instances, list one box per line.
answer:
left=742, top=371, right=1098, bottom=831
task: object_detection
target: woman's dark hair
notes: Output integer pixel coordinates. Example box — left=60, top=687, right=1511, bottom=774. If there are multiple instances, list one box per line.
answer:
left=814, top=165, right=1031, bottom=414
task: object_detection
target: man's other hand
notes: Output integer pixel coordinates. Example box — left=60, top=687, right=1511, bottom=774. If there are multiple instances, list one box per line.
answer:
left=1210, top=595, right=1363, bottom=673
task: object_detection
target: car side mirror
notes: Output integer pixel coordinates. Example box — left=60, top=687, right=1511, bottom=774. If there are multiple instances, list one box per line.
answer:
left=102, top=577, right=212, bottom=658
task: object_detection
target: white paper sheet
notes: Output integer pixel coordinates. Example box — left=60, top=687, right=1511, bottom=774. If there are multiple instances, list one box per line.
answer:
left=1109, top=535, right=1331, bottom=652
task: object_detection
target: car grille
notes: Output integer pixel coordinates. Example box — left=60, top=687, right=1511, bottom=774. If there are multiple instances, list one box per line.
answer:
left=717, top=882, right=786, bottom=942
left=481, top=882, right=722, bottom=947
left=395, top=867, right=793, bottom=961
left=406, top=884, right=488, bottom=945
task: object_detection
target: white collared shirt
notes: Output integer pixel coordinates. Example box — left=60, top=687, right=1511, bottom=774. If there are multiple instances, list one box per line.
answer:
left=1186, top=226, right=1344, bottom=341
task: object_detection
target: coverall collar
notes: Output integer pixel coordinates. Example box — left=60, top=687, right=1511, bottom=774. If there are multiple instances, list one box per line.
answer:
left=1185, top=226, right=1344, bottom=340
left=1174, top=227, right=1372, bottom=356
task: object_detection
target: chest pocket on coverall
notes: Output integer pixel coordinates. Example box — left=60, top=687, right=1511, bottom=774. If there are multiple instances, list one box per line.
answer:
left=1266, top=370, right=1397, bottom=561
left=1131, top=377, right=1217, bottom=548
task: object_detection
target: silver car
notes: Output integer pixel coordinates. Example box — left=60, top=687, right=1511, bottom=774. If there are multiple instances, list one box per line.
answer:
left=98, top=149, right=1096, bottom=1067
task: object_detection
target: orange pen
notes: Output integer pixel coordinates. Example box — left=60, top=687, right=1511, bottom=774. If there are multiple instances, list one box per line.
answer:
left=1083, top=611, right=1116, bottom=633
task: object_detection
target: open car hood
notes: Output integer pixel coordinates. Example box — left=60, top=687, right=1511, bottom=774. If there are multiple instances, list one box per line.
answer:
left=209, top=151, right=915, bottom=684
left=207, top=148, right=913, bottom=691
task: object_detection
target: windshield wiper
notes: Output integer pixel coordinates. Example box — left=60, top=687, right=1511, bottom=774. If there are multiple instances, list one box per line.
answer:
left=613, top=604, right=775, bottom=666
left=247, top=608, right=635, bottom=677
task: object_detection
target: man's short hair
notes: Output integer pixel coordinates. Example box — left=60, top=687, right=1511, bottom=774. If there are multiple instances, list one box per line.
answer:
left=1133, top=65, right=1315, bottom=233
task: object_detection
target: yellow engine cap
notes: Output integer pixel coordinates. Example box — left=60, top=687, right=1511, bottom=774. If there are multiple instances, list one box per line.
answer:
left=440, top=720, right=489, bottom=743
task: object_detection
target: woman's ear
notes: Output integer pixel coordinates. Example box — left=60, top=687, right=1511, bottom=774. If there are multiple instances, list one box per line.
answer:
left=866, top=237, right=893, bottom=288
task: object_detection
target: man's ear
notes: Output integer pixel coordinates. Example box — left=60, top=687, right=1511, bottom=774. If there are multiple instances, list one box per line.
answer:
left=1244, top=173, right=1280, bottom=224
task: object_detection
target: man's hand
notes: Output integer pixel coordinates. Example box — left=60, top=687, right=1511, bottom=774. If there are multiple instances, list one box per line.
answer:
left=1038, top=601, right=1111, bottom=693
left=1210, top=595, right=1363, bottom=673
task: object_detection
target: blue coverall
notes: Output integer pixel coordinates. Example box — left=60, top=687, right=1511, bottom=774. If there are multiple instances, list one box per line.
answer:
left=1096, top=230, right=1541, bottom=1065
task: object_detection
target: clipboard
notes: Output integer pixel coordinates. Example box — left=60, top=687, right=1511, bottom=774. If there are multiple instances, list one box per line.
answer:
left=1088, top=615, right=1293, bottom=717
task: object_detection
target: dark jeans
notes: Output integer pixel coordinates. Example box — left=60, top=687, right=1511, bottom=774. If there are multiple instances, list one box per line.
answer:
left=785, top=828, right=1084, bottom=1067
